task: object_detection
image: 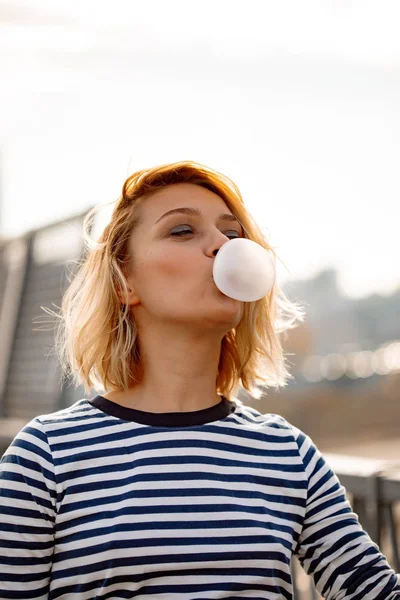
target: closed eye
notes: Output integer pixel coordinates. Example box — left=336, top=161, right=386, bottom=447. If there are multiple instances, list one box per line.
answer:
left=169, top=225, right=241, bottom=239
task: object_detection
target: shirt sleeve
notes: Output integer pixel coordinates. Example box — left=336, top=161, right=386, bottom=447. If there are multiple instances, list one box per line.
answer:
left=291, top=424, right=400, bottom=599
left=0, top=417, right=56, bottom=599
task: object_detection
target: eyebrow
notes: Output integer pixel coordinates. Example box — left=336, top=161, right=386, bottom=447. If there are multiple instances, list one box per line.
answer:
left=154, top=207, right=240, bottom=225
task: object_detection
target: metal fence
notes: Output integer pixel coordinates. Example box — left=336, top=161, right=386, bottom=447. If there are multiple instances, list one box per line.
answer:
left=0, top=213, right=89, bottom=421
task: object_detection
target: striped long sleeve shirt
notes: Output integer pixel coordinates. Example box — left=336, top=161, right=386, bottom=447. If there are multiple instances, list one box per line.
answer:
left=0, top=394, right=399, bottom=599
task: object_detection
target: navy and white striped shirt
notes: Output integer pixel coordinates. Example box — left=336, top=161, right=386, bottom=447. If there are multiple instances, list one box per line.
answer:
left=1, top=394, right=399, bottom=599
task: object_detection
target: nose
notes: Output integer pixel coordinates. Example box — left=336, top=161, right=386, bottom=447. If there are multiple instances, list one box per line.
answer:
left=212, top=235, right=230, bottom=257
left=208, top=228, right=232, bottom=259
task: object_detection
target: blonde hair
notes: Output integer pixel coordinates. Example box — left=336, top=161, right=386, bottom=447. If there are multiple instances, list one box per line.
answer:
left=52, top=160, right=306, bottom=401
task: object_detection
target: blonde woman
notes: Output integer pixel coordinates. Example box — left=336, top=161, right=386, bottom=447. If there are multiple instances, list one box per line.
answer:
left=0, top=161, right=399, bottom=599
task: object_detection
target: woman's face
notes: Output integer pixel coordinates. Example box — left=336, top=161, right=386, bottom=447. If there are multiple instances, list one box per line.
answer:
left=125, top=182, right=244, bottom=335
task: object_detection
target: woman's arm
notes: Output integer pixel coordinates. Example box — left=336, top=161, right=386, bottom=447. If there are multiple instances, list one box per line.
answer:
left=292, top=425, right=400, bottom=599
left=0, top=418, right=56, bottom=599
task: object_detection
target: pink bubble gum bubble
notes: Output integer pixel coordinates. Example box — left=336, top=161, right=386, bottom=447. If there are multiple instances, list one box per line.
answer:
left=213, top=238, right=276, bottom=302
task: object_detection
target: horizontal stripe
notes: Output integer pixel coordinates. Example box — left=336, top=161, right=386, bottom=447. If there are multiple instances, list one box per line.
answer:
left=0, top=397, right=398, bottom=599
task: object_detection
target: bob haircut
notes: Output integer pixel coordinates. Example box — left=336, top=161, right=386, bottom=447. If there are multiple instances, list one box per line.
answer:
left=52, top=160, right=306, bottom=401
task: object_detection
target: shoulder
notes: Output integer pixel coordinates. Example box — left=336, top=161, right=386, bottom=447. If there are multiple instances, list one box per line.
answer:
left=234, top=399, right=298, bottom=433
left=35, top=398, right=96, bottom=425
left=233, top=399, right=314, bottom=453
left=3, top=398, right=101, bottom=455
left=232, top=400, right=305, bottom=442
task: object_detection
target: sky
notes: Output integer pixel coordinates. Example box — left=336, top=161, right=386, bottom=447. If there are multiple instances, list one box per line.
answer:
left=0, top=0, right=399, bottom=299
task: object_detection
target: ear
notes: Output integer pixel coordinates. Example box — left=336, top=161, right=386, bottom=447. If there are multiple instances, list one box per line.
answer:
left=116, top=281, right=140, bottom=306
left=126, top=286, right=140, bottom=306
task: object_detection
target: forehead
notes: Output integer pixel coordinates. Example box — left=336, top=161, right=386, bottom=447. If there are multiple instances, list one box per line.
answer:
left=138, top=183, right=231, bottom=220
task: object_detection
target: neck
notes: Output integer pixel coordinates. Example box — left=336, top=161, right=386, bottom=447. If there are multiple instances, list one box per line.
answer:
left=106, top=328, right=225, bottom=413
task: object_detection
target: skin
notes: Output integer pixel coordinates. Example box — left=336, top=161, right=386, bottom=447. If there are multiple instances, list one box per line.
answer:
left=103, top=182, right=245, bottom=413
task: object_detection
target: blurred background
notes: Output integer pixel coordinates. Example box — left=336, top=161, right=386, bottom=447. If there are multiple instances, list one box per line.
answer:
left=0, top=1, right=399, bottom=596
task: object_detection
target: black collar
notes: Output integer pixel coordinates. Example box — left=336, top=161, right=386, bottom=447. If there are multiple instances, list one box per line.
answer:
left=88, top=394, right=236, bottom=427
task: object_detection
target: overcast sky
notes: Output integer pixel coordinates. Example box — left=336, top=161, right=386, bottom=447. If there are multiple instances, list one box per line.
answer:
left=0, top=0, right=399, bottom=299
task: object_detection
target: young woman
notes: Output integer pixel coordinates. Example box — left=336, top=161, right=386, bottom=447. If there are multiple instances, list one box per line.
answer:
left=1, top=161, right=399, bottom=599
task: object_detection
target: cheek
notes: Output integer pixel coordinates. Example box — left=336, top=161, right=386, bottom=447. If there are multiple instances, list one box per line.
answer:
left=139, top=246, right=196, bottom=284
